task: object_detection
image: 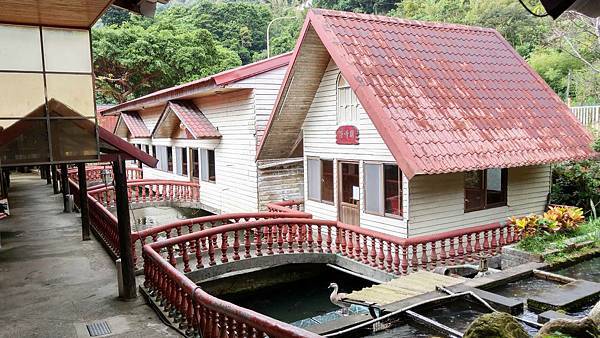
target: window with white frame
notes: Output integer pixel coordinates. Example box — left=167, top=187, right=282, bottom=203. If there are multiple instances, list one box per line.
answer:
left=307, top=158, right=334, bottom=204
left=336, top=73, right=359, bottom=124
left=175, top=147, right=188, bottom=176
left=199, top=148, right=215, bottom=183
left=364, top=163, right=403, bottom=217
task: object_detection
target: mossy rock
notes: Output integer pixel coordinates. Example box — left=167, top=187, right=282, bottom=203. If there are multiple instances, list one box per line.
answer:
left=464, top=312, right=528, bottom=338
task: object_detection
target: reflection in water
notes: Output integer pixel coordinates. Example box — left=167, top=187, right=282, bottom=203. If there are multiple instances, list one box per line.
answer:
left=556, top=256, right=600, bottom=283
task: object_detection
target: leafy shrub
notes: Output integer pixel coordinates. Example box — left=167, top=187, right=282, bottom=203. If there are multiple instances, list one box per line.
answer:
left=510, top=206, right=585, bottom=239
left=509, top=214, right=542, bottom=238
left=543, top=205, right=585, bottom=232
left=551, top=159, right=600, bottom=216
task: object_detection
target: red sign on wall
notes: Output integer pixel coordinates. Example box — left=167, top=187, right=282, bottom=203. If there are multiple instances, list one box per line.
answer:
left=336, top=125, right=359, bottom=145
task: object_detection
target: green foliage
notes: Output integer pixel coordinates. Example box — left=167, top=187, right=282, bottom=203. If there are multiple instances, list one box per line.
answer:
left=529, top=49, right=582, bottom=100
left=314, top=0, right=401, bottom=14
left=93, top=16, right=241, bottom=103
left=551, top=158, right=600, bottom=216
left=161, top=1, right=273, bottom=64
left=510, top=206, right=585, bottom=240
left=517, top=218, right=599, bottom=254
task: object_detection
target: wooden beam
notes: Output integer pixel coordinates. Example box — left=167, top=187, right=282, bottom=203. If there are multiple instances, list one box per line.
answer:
left=113, top=157, right=136, bottom=299
left=51, top=164, right=59, bottom=194
left=60, top=163, right=70, bottom=213
left=77, top=163, right=90, bottom=241
left=45, top=165, right=51, bottom=185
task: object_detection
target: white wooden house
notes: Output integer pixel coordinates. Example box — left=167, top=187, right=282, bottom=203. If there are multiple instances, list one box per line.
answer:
left=257, top=10, right=596, bottom=237
left=102, top=53, right=304, bottom=214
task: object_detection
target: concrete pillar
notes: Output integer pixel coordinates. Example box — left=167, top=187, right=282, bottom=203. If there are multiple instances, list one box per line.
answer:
left=51, top=165, right=59, bottom=194
left=77, top=163, right=90, bottom=241
left=113, top=158, right=136, bottom=300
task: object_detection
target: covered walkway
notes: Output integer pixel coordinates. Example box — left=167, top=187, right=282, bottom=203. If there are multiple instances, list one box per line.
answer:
left=0, top=173, right=177, bottom=338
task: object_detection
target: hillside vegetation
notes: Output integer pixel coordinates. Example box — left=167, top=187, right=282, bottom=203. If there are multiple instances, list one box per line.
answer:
left=93, top=0, right=599, bottom=105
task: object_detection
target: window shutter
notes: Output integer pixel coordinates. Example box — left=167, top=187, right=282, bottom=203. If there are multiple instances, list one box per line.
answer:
left=364, top=163, right=383, bottom=214
left=200, top=148, right=209, bottom=181
left=307, top=158, right=321, bottom=201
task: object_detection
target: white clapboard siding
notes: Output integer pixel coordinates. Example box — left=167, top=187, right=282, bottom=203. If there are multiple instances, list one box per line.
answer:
left=143, top=167, right=189, bottom=181
left=138, top=105, right=165, bottom=134
left=408, top=165, right=551, bottom=236
left=230, top=66, right=288, bottom=147
left=190, top=89, right=259, bottom=213
left=302, top=59, right=409, bottom=237
left=257, top=160, right=304, bottom=211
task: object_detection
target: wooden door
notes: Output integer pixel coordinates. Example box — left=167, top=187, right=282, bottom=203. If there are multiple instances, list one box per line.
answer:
left=338, top=162, right=360, bottom=226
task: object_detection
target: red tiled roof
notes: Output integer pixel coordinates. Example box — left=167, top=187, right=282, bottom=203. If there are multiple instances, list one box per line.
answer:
left=158, top=101, right=221, bottom=139
left=259, top=9, right=596, bottom=178
left=120, top=111, right=151, bottom=138
left=102, top=52, right=292, bottom=115
left=97, top=110, right=118, bottom=133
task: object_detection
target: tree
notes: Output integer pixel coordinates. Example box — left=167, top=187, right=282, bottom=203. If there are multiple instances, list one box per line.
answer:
left=160, top=1, right=273, bottom=64
left=314, top=0, right=401, bottom=14
left=93, top=16, right=241, bottom=104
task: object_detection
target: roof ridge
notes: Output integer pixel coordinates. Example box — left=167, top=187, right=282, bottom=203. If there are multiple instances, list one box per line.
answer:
left=310, top=8, right=497, bottom=34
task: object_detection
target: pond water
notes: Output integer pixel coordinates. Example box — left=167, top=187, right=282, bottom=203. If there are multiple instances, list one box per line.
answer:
left=488, top=276, right=563, bottom=303
left=366, top=322, right=438, bottom=337
left=555, top=256, right=600, bottom=283
left=130, top=206, right=212, bottom=232
left=415, top=300, right=491, bottom=333
left=216, top=264, right=374, bottom=327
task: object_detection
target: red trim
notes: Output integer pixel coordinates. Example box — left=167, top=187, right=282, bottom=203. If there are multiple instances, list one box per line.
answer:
left=102, top=53, right=292, bottom=116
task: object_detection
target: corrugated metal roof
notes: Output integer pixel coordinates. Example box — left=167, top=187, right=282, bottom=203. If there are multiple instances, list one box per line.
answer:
left=102, top=52, right=292, bottom=115
left=120, top=111, right=151, bottom=138
left=259, top=9, right=596, bottom=178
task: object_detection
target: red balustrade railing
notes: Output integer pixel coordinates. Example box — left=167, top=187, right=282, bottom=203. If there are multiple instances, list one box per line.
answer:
left=142, top=218, right=517, bottom=337
left=143, top=246, right=320, bottom=338
left=89, top=180, right=199, bottom=209
left=67, top=165, right=143, bottom=183
left=266, top=199, right=305, bottom=213
left=130, top=210, right=311, bottom=268
left=148, top=218, right=518, bottom=277
left=68, top=177, right=120, bottom=258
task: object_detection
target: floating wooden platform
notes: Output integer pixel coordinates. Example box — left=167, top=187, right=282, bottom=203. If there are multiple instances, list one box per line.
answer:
left=345, top=271, right=464, bottom=306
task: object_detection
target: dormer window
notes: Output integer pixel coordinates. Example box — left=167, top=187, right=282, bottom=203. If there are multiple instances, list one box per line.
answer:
left=336, top=73, right=359, bottom=124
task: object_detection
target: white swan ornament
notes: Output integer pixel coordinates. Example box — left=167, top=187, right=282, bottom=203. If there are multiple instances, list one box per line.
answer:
left=328, top=282, right=350, bottom=315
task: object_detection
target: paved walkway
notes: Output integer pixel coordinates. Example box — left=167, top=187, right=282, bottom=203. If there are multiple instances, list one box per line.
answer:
left=0, top=173, right=177, bottom=338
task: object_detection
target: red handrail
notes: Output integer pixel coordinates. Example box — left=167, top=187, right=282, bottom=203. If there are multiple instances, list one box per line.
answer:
left=266, top=199, right=305, bottom=212
left=143, top=247, right=320, bottom=337
left=130, top=211, right=311, bottom=268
